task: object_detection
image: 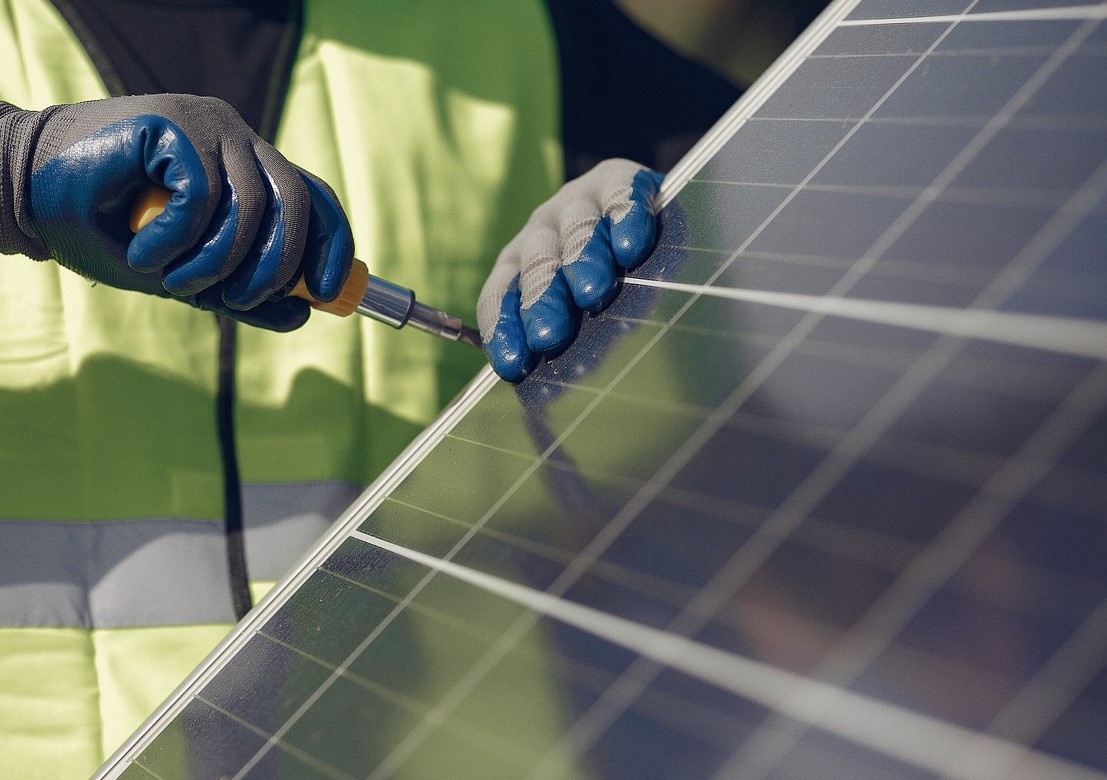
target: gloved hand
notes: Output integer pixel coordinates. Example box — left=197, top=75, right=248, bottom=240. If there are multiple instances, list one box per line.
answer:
left=477, top=159, right=663, bottom=382
left=0, top=95, right=353, bottom=331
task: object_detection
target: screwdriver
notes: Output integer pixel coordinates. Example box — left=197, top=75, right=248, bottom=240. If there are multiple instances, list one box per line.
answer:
left=130, top=186, right=483, bottom=350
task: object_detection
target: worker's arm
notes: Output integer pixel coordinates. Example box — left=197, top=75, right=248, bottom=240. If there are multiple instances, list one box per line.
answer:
left=477, top=159, right=662, bottom=382
left=0, top=95, right=353, bottom=331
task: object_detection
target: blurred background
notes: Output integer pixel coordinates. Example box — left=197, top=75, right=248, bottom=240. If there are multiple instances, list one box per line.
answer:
left=617, top=0, right=831, bottom=87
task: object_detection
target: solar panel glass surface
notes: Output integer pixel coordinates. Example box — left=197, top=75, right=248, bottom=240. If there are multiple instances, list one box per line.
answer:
left=98, top=2, right=1107, bottom=778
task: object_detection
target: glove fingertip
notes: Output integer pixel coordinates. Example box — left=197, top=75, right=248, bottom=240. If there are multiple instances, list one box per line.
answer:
left=486, top=331, right=538, bottom=383
left=314, top=227, right=355, bottom=303
left=299, top=173, right=355, bottom=303
left=565, top=222, right=618, bottom=312
left=486, top=319, right=538, bottom=384
left=522, top=272, right=579, bottom=354
left=133, top=117, right=217, bottom=270
left=607, top=169, right=662, bottom=270
left=127, top=201, right=194, bottom=272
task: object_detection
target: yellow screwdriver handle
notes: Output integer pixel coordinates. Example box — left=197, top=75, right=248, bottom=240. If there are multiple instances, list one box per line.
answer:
left=129, top=185, right=368, bottom=317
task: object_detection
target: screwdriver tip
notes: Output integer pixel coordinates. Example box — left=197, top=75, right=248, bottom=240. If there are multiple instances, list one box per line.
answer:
left=458, top=326, right=483, bottom=351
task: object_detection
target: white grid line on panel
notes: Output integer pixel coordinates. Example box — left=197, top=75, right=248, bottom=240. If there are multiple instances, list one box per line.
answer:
left=232, top=284, right=698, bottom=778
left=374, top=4, right=1107, bottom=774
left=278, top=7, right=1098, bottom=778
left=625, top=277, right=1107, bottom=359
left=417, top=405, right=1087, bottom=639
left=938, top=595, right=1107, bottom=779
left=531, top=8, right=1107, bottom=776
left=383, top=491, right=708, bottom=613
left=327, top=69, right=947, bottom=771
left=228, top=565, right=451, bottom=778
left=361, top=311, right=771, bottom=778
left=130, top=762, right=163, bottom=780
left=707, top=18, right=1107, bottom=776
left=661, top=0, right=861, bottom=201
left=700, top=9, right=1100, bottom=323
left=840, top=6, right=1107, bottom=26
left=351, top=530, right=1107, bottom=780
left=192, top=694, right=355, bottom=780
left=251, top=620, right=557, bottom=773
left=525, top=9, right=982, bottom=775
left=96, top=367, right=504, bottom=778
left=92, top=0, right=1107, bottom=774
left=715, top=361, right=1107, bottom=780
left=688, top=179, right=1082, bottom=210
left=401, top=420, right=1066, bottom=641
left=541, top=333, right=958, bottom=777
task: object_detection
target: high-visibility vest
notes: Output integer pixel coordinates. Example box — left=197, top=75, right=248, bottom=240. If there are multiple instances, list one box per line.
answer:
left=0, top=0, right=561, bottom=774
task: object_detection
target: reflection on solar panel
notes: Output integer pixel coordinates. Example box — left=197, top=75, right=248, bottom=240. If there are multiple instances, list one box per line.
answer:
left=98, top=1, right=1107, bottom=778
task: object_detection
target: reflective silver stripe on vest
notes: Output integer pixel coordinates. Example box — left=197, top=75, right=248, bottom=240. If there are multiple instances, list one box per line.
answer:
left=240, top=481, right=363, bottom=580
left=0, top=482, right=362, bottom=629
left=0, top=518, right=237, bottom=629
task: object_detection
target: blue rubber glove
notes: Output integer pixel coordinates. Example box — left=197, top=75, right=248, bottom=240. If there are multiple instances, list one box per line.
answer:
left=0, top=96, right=353, bottom=331
left=477, top=159, right=663, bottom=382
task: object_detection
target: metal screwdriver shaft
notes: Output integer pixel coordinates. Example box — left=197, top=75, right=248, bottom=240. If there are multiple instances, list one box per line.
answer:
left=357, top=273, right=483, bottom=349
left=130, top=185, right=483, bottom=350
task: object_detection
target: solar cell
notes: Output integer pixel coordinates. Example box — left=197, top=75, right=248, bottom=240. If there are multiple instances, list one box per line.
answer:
left=96, top=1, right=1107, bottom=778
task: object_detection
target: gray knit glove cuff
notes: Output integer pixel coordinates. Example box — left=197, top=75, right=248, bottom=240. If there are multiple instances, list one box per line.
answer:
left=0, top=102, right=50, bottom=259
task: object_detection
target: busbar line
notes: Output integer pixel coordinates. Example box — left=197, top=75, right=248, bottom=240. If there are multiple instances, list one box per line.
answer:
left=349, top=530, right=1105, bottom=780
left=839, top=5, right=1107, bottom=25
left=622, top=277, right=1107, bottom=361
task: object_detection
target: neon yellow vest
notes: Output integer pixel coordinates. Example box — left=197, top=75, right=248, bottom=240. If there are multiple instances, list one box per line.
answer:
left=0, top=0, right=561, bottom=775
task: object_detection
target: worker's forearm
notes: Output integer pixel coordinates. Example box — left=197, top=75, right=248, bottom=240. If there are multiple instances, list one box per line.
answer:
left=0, top=101, right=50, bottom=259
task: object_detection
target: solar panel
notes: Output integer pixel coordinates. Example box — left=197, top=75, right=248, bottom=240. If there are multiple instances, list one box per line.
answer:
left=96, top=1, right=1107, bottom=778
